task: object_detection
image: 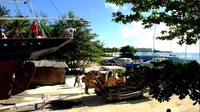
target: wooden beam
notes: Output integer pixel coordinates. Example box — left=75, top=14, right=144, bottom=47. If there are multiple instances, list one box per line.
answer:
left=0, top=17, right=80, bottom=20
left=0, top=1, right=26, bottom=4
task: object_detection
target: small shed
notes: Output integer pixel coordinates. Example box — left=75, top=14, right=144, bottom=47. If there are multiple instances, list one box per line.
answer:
left=30, top=60, right=68, bottom=85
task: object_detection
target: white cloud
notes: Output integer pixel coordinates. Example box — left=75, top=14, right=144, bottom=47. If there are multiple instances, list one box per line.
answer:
left=119, top=22, right=199, bottom=53
left=105, top=3, right=120, bottom=12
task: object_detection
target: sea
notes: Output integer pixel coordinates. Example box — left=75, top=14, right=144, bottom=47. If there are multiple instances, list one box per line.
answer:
left=136, top=52, right=200, bottom=62
left=174, top=53, right=200, bottom=62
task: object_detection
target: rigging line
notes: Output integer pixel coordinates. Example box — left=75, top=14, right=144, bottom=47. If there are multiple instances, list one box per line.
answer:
left=32, top=8, right=47, bottom=37
left=13, top=0, right=21, bottom=14
left=27, top=0, right=37, bottom=19
left=26, top=0, right=37, bottom=38
left=48, top=0, right=62, bottom=18
left=12, top=0, right=25, bottom=38
left=48, top=0, right=73, bottom=26
left=27, top=0, right=47, bottom=37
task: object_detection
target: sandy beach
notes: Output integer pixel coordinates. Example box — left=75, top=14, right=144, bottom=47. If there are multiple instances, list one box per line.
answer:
left=0, top=76, right=199, bottom=112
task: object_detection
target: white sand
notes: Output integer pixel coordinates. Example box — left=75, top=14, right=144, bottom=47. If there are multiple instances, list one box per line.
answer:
left=0, top=76, right=199, bottom=112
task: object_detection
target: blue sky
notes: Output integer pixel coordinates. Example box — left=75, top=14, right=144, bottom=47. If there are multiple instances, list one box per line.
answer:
left=2, top=0, right=200, bottom=53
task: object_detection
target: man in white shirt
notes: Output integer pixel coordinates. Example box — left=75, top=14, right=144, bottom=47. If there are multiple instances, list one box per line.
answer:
left=63, top=28, right=76, bottom=37
left=0, top=30, right=7, bottom=39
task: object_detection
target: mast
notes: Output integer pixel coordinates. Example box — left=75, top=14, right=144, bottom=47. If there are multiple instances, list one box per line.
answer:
left=199, top=38, right=200, bottom=62
left=152, top=24, right=156, bottom=56
left=184, top=34, right=188, bottom=60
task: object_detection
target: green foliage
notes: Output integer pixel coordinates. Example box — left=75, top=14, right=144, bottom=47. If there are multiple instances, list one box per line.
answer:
left=125, top=65, right=150, bottom=89
left=0, top=5, right=9, bottom=17
left=0, top=5, right=10, bottom=27
left=106, top=0, right=200, bottom=45
left=103, top=47, right=119, bottom=53
left=126, top=60, right=200, bottom=105
left=114, top=69, right=125, bottom=76
left=120, top=45, right=137, bottom=59
left=52, top=12, right=103, bottom=69
left=148, top=61, right=200, bottom=105
left=5, top=15, right=31, bottom=38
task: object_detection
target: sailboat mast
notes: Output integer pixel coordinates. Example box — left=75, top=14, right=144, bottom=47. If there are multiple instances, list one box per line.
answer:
left=152, top=24, right=156, bottom=56
left=184, top=33, right=188, bottom=60
left=199, top=39, right=200, bottom=62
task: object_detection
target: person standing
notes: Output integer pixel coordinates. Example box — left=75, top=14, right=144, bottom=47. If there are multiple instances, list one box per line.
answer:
left=0, top=29, right=7, bottom=39
left=31, top=21, right=38, bottom=38
left=63, top=28, right=76, bottom=37
left=74, top=72, right=82, bottom=87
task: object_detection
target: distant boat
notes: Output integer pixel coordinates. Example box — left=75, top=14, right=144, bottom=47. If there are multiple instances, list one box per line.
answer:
left=135, top=53, right=192, bottom=62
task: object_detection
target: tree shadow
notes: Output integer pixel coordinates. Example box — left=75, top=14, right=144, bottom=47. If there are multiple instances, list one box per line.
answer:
left=47, top=94, right=151, bottom=111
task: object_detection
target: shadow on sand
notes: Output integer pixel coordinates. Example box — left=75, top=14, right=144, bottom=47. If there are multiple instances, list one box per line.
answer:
left=47, top=94, right=151, bottom=111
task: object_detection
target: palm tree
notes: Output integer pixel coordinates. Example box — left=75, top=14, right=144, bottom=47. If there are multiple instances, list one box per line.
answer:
left=0, top=5, right=10, bottom=29
left=5, top=15, right=31, bottom=38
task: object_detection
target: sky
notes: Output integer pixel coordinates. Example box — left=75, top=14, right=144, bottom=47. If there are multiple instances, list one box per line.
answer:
left=2, top=0, right=200, bottom=53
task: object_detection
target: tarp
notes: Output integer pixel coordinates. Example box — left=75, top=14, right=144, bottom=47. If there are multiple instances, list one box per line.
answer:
left=31, top=60, right=68, bottom=68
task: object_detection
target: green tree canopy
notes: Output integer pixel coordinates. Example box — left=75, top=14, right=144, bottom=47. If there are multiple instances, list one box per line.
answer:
left=52, top=12, right=103, bottom=71
left=0, top=5, right=10, bottom=27
left=106, top=1, right=200, bottom=104
left=0, top=5, right=9, bottom=17
left=5, top=15, right=31, bottom=38
left=106, top=0, right=200, bottom=45
left=120, top=45, right=137, bottom=59
left=148, top=61, right=200, bottom=105
left=103, top=47, right=120, bottom=53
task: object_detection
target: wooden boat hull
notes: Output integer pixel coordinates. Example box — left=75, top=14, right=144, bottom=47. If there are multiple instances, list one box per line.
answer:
left=0, top=37, right=73, bottom=60
left=0, top=38, right=73, bottom=99
left=0, top=61, right=23, bottom=99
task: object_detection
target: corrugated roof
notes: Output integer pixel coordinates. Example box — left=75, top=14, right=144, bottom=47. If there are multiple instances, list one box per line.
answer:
left=31, top=60, right=68, bottom=68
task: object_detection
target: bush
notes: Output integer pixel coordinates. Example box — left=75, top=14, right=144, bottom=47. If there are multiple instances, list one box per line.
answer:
left=125, top=60, right=200, bottom=105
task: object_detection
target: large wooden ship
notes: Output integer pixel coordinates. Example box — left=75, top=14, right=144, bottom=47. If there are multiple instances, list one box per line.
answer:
left=0, top=37, right=73, bottom=99
left=0, top=0, right=78, bottom=100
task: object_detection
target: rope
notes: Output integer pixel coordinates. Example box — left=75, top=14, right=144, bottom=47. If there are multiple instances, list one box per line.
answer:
left=27, top=0, right=47, bottom=38
left=48, top=0, right=63, bottom=18
left=48, top=0, right=75, bottom=27
left=13, top=0, right=21, bottom=14
left=32, top=8, right=47, bottom=37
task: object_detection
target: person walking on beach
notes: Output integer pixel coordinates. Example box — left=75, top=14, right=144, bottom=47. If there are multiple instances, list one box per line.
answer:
left=74, top=72, right=82, bottom=87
